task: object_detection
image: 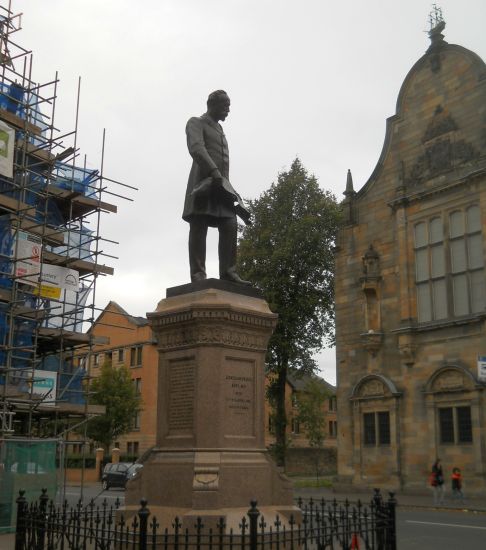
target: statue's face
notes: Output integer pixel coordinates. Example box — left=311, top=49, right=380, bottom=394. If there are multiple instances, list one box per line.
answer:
left=211, top=95, right=230, bottom=122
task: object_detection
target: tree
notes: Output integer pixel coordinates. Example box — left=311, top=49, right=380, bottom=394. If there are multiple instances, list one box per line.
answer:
left=296, top=378, right=330, bottom=448
left=295, top=378, right=331, bottom=479
left=86, top=361, right=142, bottom=452
left=237, top=158, right=340, bottom=466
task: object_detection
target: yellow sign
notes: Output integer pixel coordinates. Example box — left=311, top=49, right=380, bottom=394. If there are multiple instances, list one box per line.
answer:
left=33, top=285, right=62, bottom=299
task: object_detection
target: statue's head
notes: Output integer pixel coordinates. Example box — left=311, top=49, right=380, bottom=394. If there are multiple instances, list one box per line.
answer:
left=207, top=90, right=230, bottom=122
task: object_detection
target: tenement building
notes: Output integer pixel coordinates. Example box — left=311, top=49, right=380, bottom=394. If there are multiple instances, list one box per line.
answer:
left=335, top=19, right=486, bottom=493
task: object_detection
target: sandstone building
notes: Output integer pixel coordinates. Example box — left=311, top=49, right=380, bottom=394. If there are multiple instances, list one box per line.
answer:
left=335, top=19, right=486, bottom=493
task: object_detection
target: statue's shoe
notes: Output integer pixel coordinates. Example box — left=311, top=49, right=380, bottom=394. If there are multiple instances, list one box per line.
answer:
left=220, top=272, right=251, bottom=285
left=191, top=272, right=207, bottom=282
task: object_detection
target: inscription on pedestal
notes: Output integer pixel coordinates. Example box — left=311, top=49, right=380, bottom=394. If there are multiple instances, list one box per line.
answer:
left=223, top=358, right=255, bottom=436
left=168, top=362, right=195, bottom=433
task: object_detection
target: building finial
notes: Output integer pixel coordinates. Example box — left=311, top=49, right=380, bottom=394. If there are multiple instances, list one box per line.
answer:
left=344, top=169, right=355, bottom=198
left=427, top=4, right=446, bottom=49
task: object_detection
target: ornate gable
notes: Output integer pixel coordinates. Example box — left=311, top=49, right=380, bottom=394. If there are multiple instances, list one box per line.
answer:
left=408, top=104, right=479, bottom=184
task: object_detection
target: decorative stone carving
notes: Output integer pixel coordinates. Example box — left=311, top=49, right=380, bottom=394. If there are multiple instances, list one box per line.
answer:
left=398, top=334, right=417, bottom=366
left=408, top=106, right=479, bottom=184
left=454, top=139, right=478, bottom=163
left=193, top=468, right=219, bottom=491
left=360, top=331, right=384, bottom=356
left=360, top=379, right=385, bottom=397
left=362, top=245, right=380, bottom=279
left=157, top=325, right=268, bottom=351
left=432, top=370, right=464, bottom=391
left=422, top=105, right=457, bottom=142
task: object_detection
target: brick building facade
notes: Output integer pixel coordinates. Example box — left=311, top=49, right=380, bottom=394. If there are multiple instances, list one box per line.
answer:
left=80, top=301, right=159, bottom=457
left=335, top=21, right=486, bottom=493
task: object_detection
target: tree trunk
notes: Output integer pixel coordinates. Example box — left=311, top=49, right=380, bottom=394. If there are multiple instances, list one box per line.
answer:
left=274, top=366, right=288, bottom=467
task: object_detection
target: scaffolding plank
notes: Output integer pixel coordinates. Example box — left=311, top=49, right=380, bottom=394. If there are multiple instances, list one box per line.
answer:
left=16, top=139, right=56, bottom=163
left=0, top=193, right=36, bottom=216
left=37, top=328, right=109, bottom=349
left=3, top=213, right=65, bottom=246
left=43, top=250, right=114, bottom=276
left=0, top=107, right=43, bottom=135
left=46, top=184, right=117, bottom=219
left=19, top=218, right=64, bottom=246
left=0, top=288, right=12, bottom=302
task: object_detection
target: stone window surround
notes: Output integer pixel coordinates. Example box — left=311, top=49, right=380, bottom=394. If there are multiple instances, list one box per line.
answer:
left=424, top=365, right=485, bottom=470
left=412, top=203, right=485, bottom=323
left=349, top=374, right=401, bottom=478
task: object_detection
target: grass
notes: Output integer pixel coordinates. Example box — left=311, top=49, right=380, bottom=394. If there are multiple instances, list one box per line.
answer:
left=293, top=478, right=333, bottom=489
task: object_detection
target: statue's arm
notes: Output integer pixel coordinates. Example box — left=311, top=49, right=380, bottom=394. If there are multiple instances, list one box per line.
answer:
left=186, top=117, right=219, bottom=176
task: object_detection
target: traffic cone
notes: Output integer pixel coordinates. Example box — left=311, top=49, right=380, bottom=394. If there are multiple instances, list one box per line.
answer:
left=350, top=532, right=360, bottom=549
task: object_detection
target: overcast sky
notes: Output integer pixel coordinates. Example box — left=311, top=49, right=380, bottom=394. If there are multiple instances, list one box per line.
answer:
left=13, top=0, right=486, bottom=384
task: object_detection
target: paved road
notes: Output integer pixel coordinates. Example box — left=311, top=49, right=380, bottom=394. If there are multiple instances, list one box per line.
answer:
left=56, top=485, right=486, bottom=550
left=397, top=507, right=486, bottom=550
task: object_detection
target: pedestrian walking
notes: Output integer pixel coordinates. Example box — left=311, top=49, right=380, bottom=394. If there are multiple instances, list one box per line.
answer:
left=430, top=458, right=445, bottom=505
left=451, top=467, right=464, bottom=502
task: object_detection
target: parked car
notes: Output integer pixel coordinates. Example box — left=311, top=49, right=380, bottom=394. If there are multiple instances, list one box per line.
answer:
left=101, top=462, right=142, bottom=490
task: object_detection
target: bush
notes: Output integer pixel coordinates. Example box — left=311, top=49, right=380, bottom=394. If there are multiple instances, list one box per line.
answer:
left=57, top=455, right=96, bottom=469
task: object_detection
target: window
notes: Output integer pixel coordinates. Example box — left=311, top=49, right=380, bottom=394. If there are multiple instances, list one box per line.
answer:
left=133, top=378, right=142, bottom=394
left=132, top=411, right=141, bottom=430
left=328, top=396, right=337, bottom=412
left=363, top=413, right=376, bottom=445
left=127, top=441, right=139, bottom=456
left=415, top=206, right=485, bottom=322
left=377, top=411, right=390, bottom=445
left=78, top=356, right=86, bottom=369
left=439, top=406, right=472, bottom=444
left=363, top=411, right=390, bottom=446
left=328, top=420, right=337, bottom=438
left=291, top=418, right=300, bottom=434
left=130, top=346, right=143, bottom=367
left=105, top=351, right=112, bottom=363
left=291, top=392, right=298, bottom=408
left=93, top=354, right=100, bottom=367
left=118, top=349, right=124, bottom=363
left=268, top=415, right=275, bottom=434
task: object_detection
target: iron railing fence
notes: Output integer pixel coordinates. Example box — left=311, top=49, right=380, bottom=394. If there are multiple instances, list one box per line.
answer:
left=14, top=488, right=397, bottom=550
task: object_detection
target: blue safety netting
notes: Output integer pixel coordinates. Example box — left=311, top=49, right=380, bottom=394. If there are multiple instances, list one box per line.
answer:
left=37, top=355, right=86, bottom=405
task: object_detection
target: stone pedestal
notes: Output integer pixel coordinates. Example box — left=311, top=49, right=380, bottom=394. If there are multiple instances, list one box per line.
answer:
left=125, top=280, right=294, bottom=526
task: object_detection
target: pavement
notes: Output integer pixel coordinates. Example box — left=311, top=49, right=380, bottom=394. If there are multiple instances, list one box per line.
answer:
left=2, top=480, right=486, bottom=548
left=294, top=484, right=486, bottom=513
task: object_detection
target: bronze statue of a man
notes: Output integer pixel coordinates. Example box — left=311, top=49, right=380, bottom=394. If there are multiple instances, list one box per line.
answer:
left=183, top=90, right=251, bottom=284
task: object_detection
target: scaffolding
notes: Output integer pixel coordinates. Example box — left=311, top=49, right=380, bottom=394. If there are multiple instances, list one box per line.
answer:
left=0, top=0, right=134, bottom=521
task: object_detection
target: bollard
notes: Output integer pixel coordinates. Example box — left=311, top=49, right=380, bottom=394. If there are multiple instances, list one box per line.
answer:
left=14, top=490, right=27, bottom=550
left=137, top=498, right=150, bottom=550
left=247, top=500, right=260, bottom=550
left=386, top=492, right=397, bottom=550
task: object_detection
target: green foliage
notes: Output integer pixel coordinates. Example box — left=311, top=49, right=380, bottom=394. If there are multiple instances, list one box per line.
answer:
left=293, top=478, right=333, bottom=489
left=295, top=378, right=330, bottom=448
left=58, top=455, right=97, bottom=469
left=86, top=362, right=142, bottom=450
left=238, top=158, right=340, bottom=466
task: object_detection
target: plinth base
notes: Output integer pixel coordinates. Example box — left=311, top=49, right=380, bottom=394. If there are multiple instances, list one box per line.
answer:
left=125, top=447, right=293, bottom=510
left=121, top=505, right=301, bottom=533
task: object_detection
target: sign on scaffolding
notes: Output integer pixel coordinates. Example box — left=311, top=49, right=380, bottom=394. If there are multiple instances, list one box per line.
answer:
left=30, top=369, right=57, bottom=405
left=14, top=230, right=42, bottom=284
left=32, top=264, right=80, bottom=299
left=0, top=119, right=14, bottom=178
